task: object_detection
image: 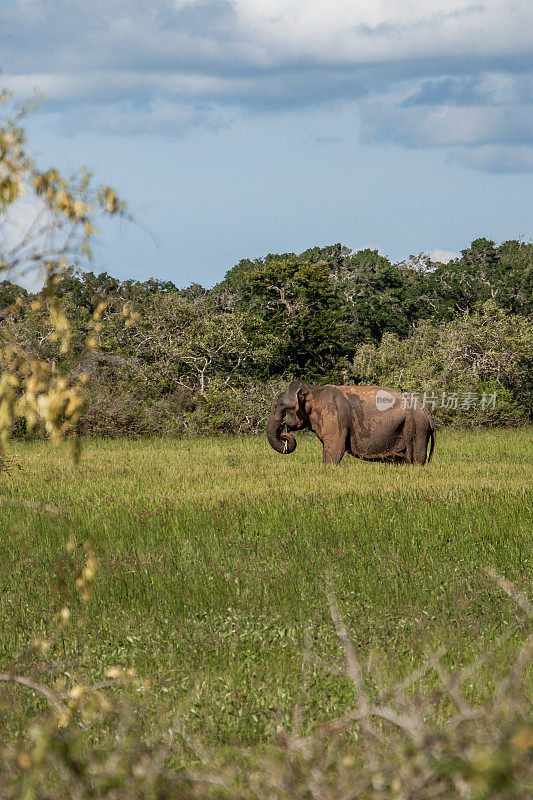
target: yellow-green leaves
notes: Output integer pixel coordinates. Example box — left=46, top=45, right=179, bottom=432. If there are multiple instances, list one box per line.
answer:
left=97, top=185, right=125, bottom=216
left=0, top=90, right=128, bottom=461
left=121, top=301, right=140, bottom=328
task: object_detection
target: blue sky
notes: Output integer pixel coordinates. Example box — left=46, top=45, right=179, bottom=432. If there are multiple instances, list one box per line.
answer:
left=2, top=0, right=533, bottom=287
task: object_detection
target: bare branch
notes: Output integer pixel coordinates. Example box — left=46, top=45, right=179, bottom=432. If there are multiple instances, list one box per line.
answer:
left=0, top=673, right=66, bottom=714
left=327, top=587, right=381, bottom=776
left=486, top=568, right=532, bottom=617
left=0, top=496, right=62, bottom=515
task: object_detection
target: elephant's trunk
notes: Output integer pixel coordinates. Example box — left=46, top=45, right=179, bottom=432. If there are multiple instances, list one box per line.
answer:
left=266, top=405, right=297, bottom=454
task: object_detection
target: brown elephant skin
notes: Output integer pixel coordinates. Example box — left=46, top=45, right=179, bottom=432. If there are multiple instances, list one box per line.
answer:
left=266, top=381, right=435, bottom=465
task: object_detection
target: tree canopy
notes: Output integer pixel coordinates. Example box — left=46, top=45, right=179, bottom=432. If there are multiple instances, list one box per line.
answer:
left=2, top=236, right=531, bottom=436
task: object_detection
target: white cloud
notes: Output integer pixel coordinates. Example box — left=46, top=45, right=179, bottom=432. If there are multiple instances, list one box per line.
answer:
left=15, top=0, right=46, bottom=23
left=362, top=101, right=533, bottom=147
left=1, top=195, right=45, bottom=252
left=428, top=249, right=459, bottom=263
left=9, top=267, right=44, bottom=292
left=462, top=144, right=533, bottom=173
left=2, top=70, right=263, bottom=105
left=1, top=196, right=54, bottom=290
left=2, top=0, right=533, bottom=170
left=70, top=100, right=206, bottom=137
left=230, top=1, right=533, bottom=63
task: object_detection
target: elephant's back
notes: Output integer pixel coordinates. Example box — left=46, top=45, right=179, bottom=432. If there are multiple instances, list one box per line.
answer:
left=336, top=384, right=405, bottom=410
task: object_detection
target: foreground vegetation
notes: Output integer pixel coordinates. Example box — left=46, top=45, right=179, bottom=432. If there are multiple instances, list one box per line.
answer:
left=0, top=430, right=531, bottom=795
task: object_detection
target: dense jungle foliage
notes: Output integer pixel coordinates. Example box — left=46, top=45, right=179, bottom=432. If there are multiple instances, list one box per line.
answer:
left=1, top=237, right=532, bottom=436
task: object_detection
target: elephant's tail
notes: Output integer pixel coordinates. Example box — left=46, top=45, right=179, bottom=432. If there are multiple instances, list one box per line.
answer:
left=427, top=423, right=436, bottom=463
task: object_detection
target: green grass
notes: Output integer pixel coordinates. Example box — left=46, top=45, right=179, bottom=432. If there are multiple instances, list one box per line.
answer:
left=1, top=428, right=532, bottom=745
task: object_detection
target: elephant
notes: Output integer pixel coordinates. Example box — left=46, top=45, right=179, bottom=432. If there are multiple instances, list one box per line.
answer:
left=266, top=381, right=435, bottom=465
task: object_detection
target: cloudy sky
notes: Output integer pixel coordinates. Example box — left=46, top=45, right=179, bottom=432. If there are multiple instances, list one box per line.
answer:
left=2, top=0, right=533, bottom=286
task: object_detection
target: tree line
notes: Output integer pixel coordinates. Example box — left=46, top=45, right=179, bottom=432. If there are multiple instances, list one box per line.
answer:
left=1, top=237, right=532, bottom=436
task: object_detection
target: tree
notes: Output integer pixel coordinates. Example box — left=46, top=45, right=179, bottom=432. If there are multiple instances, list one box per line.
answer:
left=335, top=248, right=423, bottom=344
left=236, top=255, right=344, bottom=380
left=0, top=92, right=126, bottom=455
left=422, top=238, right=533, bottom=319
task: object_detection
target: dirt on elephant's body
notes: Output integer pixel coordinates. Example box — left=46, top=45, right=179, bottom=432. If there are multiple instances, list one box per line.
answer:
left=337, top=386, right=413, bottom=460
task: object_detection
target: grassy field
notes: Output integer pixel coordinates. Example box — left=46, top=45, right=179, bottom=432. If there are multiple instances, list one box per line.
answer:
left=0, top=428, right=532, bottom=748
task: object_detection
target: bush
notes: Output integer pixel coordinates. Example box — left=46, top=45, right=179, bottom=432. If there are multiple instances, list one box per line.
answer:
left=350, top=302, right=532, bottom=427
left=77, top=379, right=287, bottom=438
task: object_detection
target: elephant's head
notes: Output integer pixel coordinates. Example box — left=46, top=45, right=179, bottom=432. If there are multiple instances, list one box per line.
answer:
left=266, top=381, right=310, bottom=454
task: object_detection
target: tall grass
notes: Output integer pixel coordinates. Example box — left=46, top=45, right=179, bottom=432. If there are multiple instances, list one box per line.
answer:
left=0, top=429, right=531, bottom=797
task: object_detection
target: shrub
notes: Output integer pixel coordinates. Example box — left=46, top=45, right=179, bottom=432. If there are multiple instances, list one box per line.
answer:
left=350, top=302, right=532, bottom=426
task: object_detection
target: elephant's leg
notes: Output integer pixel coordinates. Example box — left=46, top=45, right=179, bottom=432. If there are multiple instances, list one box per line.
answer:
left=322, top=433, right=347, bottom=465
left=402, top=413, right=415, bottom=464
left=412, top=430, right=430, bottom=465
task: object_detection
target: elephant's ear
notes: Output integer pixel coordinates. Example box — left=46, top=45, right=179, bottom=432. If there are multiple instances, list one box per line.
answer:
left=295, top=385, right=309, bottom=411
